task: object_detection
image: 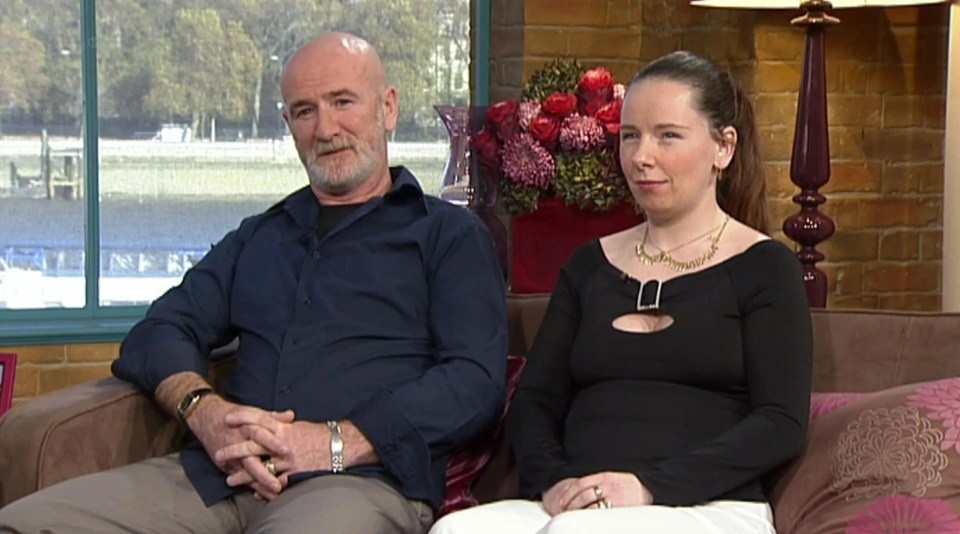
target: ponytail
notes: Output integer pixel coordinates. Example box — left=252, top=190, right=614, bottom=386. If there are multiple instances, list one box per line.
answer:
left=717, top=85, right=769, bottom=234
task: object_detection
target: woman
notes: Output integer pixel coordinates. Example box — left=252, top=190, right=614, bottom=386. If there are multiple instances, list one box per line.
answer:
left=431, top=50, right=812, bottom=534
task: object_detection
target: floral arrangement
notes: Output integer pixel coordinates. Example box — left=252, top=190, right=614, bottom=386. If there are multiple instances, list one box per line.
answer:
left=471, top=59, right=631, bottom=216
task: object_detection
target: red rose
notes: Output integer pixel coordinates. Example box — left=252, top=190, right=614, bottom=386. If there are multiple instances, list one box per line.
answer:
left=485, top=100, right=520, bottom=140
left=527, top=114, right=561, bottom=150
left=579, top=96, right=608, bottom=117
left=578, top=67, right=615, bottom=117
left=579, top=67, right=614, bottom=95
left=603, top=122, right=620, bottom=150
left=471, top=128, right=500, bottom=169
left=595, top=99, right=622, bottom=126
left=541, top=93, right=578, bottom=117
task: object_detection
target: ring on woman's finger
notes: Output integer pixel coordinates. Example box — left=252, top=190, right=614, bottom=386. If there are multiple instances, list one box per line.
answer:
left=264, top=458, right=277, bottom=476
left=600, top=498, right=613, bottom=509
left=593, top=486, right=603, bottom=499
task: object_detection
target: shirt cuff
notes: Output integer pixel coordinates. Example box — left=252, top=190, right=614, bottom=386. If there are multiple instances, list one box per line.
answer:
left=345, top=389, right=431, bottom=492
left=113, top=338, right=210, bottom=393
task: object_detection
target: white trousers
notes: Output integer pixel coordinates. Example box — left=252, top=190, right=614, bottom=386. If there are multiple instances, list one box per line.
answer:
left=429, top=499, right=776, bottom=534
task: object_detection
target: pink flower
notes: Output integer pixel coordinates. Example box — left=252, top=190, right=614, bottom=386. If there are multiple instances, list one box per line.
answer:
left=517, top=101, right=541, bottom=131
left=559, top=114, right=605, bottom=152
left=613, top=83, right=626, bottom=100
left=810, top=392, right=864, bottom=420
left=908, top=378, right=960, bottom=453
left=846, top=495, right=960, bottom=533
left=500, top=133, right=555, bottom=189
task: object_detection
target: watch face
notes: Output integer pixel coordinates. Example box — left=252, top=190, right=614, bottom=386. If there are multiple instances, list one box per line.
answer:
left=178, top=388, right=212, bottom=420
left=177, top=392, right=198, bottom=417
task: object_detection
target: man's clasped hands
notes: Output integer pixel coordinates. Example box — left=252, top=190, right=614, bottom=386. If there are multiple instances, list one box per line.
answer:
left=189, top=396, right=333, bottom=501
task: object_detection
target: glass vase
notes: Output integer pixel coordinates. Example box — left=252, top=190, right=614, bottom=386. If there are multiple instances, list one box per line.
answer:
left=434, top=105, right=473, bottom=207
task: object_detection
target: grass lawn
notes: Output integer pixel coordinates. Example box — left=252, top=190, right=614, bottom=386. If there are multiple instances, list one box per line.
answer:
left=2, top=141, right=447, bottom=199
left=96, top=156, right=446, bottom=198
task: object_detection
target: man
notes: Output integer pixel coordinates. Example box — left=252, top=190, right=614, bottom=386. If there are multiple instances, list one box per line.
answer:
left=0, top=32, right=507, bottom=534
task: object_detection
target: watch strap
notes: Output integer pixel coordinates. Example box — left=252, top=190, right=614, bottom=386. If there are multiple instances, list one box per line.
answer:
left=326, top=420, right=344, bottom=473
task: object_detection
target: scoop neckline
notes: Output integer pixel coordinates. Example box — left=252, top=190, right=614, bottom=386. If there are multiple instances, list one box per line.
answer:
left=596, top=238, right=778, bottom=286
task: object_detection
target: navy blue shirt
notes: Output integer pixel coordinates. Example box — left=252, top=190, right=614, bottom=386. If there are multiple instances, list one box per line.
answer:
left=113, top=167, right=508, bottom=511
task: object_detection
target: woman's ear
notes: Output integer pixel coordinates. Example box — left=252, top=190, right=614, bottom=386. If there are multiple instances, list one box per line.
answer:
left=715, top=126, right=738, bottom=170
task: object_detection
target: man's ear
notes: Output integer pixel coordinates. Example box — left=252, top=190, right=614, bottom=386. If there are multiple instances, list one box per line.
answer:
left=715, top=125, right=737, bottom=170
left=382, top=86, right=399, bottom=132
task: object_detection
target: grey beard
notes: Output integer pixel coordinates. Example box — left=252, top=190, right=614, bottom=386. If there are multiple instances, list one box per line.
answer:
left=307, top=158, right=377, bottom=195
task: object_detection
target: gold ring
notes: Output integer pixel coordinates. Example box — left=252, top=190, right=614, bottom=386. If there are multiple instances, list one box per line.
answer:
left=600, top=498, right=612, bottom=509
left=593, top=486, right=603, bottom=499
left=264, top=458, right=277, bottom=476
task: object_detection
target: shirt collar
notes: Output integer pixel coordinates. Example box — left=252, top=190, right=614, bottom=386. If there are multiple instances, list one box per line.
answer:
left=279, top=166, right=427, bottom=233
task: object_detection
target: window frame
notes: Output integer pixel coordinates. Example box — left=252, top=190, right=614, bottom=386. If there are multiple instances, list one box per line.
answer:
left=0, top=0, right=491, bottom=345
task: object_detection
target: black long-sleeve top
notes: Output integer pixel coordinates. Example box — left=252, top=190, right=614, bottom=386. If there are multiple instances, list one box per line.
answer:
left=509, top=239, right=812, bottom=506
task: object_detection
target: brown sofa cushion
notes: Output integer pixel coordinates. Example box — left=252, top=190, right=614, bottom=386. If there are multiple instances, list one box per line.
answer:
left=772, top=378, right=960, bottom=534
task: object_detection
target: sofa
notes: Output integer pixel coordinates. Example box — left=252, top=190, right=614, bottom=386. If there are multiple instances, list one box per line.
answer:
left=4, top=294, right=960, bottom=533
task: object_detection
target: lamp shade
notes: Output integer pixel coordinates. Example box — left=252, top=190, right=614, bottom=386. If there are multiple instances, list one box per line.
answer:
left=690, top=0, right=944, bottom=7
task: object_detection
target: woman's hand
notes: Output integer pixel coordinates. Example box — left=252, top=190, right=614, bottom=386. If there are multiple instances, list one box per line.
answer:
left=546, top=472, right=653, bottom=514
left=542, top=478, right=581, bottom=516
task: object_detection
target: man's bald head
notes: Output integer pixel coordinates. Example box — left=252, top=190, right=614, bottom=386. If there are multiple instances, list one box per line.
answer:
left=278, top=31, right=399, bottom=203
left=280, top=32, right=386, bottom=102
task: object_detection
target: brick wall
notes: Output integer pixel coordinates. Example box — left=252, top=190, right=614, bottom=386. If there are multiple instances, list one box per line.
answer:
left=2, top=342, right=117, bottom=406
left=2, top=1, right=949, bottom=405
left=491, top=0, right=949, bottom=311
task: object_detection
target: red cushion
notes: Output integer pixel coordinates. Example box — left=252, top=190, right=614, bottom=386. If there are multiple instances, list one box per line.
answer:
left=439, top=355, right=526, bottom=516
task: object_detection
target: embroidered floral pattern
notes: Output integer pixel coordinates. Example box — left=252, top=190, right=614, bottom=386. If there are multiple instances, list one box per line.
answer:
left=846, top=495, right=960, bottom=533
left=811, top=393, right=865, bottom=420
left=833, top=407, right=948, bottom=500
left=908, top=378, right=960, bottom=454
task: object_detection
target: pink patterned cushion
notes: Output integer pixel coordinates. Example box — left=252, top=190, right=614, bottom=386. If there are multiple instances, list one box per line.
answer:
left=439, top=355, right=526, bottom=517
left=810, top=392, right=866, bottom=420
left=773, top=378, right=960, bottom=534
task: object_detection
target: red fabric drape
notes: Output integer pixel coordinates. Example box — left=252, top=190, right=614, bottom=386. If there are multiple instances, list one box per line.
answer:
left=510, top=198, right=643, bottom=294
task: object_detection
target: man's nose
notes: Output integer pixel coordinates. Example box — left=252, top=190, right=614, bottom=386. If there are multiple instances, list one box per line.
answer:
left=314, top=108, right=341, bottom=140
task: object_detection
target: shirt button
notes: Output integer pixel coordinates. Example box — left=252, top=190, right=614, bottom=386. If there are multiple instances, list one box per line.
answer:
left=280, top=385, right=291, bottom=394
left=302, top=296, right=311, bottom=305
left=312, top=251, right=321, bottom=260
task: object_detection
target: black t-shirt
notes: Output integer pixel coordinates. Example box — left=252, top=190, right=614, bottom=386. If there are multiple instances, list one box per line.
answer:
left=315, top=203, right=363, bottom=238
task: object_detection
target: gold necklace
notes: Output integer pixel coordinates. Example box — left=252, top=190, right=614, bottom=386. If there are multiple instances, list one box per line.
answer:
left=635, top=215, right=731, bottom=272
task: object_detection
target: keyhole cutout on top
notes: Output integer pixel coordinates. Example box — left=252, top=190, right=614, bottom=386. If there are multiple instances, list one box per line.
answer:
left=612, top=278, right=675, bottom=334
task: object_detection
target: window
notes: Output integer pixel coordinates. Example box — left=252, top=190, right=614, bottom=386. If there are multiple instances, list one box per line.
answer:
left=0, top=0, right=487, bottom=343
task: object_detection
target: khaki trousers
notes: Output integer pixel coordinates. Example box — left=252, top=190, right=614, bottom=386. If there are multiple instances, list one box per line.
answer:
left=0, top=454, right=433, bottom=534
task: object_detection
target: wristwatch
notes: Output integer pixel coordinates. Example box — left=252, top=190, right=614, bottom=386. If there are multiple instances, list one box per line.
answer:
left=176, top=387, right=214, bottom=422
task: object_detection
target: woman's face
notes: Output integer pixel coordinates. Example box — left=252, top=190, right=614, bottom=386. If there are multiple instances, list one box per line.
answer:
left=618, top=78, right=735, bottom=221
